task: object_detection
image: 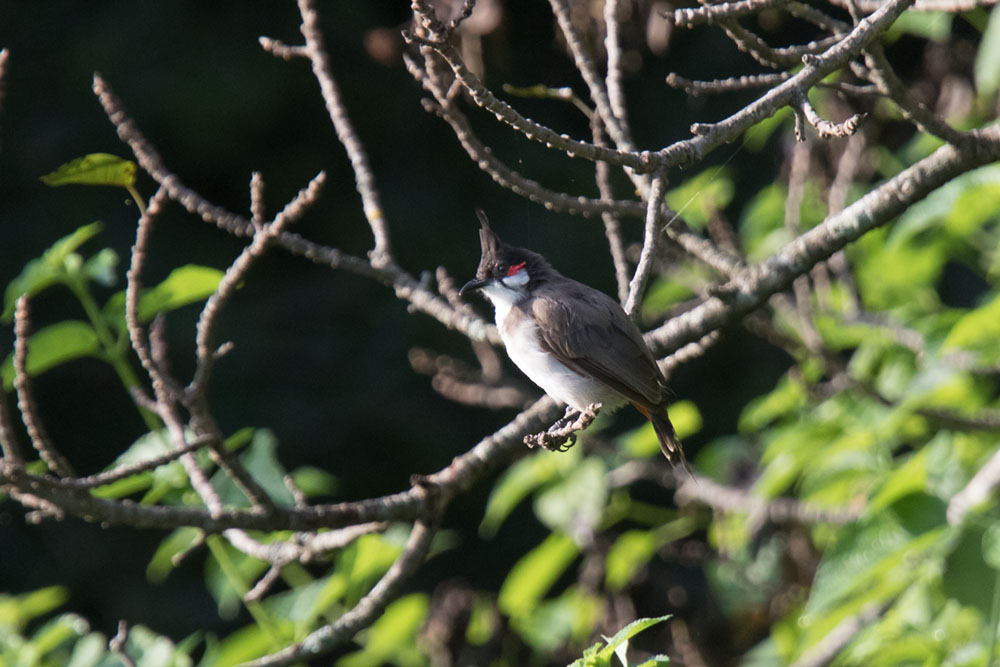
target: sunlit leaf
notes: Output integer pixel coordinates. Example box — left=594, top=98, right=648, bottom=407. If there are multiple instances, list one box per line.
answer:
left=665, top=167, right=734, bottom=229
left=740, top=184, right=790, bottom=262
left=982, top=522, right=1000, bottom=570
left=480, top=449, right=578, bottom=538
left=212, top=429, right=293, bottom=507
left=104, top=264, right=224, bottom=328
left=1, top=320, right=101, bottom=390
left=595, top=615, right=672, bottom=663
left=975, top=6, right=1000, bottom=98
left=498, top=532, right=579, bottom=618
left=147, top=527, right=203, bottom=584
left=622, top=400, right=702, bottom=458
left=336, top=593, right=428, bottom=667
left=83, top=248, right=119, bottom=287
left=887, top=11, right=952, bottom=42
left=2, top=222, right=103, bottom=322
left=534, top=458, right=606, bottom=534
left=40, top=153, right=137, bottom=188
left=943, top=292, right=1000, bottom=363
left=290, top=466, right=339, bottom=498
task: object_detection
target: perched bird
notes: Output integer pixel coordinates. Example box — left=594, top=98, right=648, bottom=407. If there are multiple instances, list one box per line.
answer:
left=459, top=213, right=686, bottom=466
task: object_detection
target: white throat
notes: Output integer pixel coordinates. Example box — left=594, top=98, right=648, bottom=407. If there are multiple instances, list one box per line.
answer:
left=480, top=281, right=524, bottom=328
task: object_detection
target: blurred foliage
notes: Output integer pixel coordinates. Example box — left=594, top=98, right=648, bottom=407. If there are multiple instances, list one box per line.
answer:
left=3, top=6, right=1000, bottom=667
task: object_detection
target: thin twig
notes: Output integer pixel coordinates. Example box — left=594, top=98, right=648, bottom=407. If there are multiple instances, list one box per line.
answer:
left=796, top=92, right=867, bottom=139
left=242, top=518, right=438, bottom=666
left=625, top=171, right=667, bottom=318
left=13, top=298, right=74, bottom=477
left=603, top=0, right=631, bottom=137
left=592, top=115, right=631, bottom=305
left=109, top=620, right=136, bottom=667
left=296, top=0, right=393, bottom=266
left=92, top=72, right=498, bottom=345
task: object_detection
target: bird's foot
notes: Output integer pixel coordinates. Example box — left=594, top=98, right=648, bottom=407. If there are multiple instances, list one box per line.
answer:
left=524, top=403, right=601, bottom=452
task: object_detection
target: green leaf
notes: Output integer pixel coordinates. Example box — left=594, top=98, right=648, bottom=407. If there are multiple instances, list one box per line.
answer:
left=91, top=429, right=190, bottom=501
left=887, top=11, right=952, bottom=42
left=290, top=465, right=339, bottom=498
left=533, top=458, right=606, bottom=534
left=2, top=320, right=101, bottom=390
left=336, top=593, right=428, bottom=667
left=622, top=400, right=702, bottom=458
left=498, top=532, right=579, bottom=618
left=83, top=248, right=119, bottom=287
left=480, top=449, right=577, bottom=538
left=40, top=153, right=137, bottom=188
left=983, top=522, right=1000, bottom=570
left=104, top=264, right=225, bottom=328
left=943, top=523, right=997, bottom=615
left=595, top=615, right=672, bottom=663
left=975, top=6, right=1000, bottom=98
left=147, top=527, right=204, bottom=584
left=2, top=222, right=103, bottom=322
left=605, top=530, right=657, bottom=591
left=212, top=429, right=293, bottom=507
left=0, top=586, right=70, bottom=627
left=664, top=168, right=734, bottom=229
left=943, top=292, right=1000, bottom=363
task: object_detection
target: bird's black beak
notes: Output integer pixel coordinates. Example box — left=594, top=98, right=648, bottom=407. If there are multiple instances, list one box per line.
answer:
left=460, top=277, right=487, bottom=296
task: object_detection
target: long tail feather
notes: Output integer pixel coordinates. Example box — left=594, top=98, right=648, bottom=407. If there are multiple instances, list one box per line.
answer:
left=634, top=403, right=692, bottom=475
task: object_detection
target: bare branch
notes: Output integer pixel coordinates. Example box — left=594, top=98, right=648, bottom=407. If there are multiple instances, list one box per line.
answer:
left=796, top=93, right=867, bottom=139
left=665, top=0, right=787, bottom=28
left=861, top=43, right=969, bottom=146
left=295, top=0, right=393, bottom=266
left=192, top=171, right=325, bottom=388
left=548, top=0, right=634, bottom=153
left=625, top=171, right=667, bottom=318
left=243, top=518, right=438, bottom=667
left=647, top=123, right=1000, bottom=357
left=404, top=9, right=651, bottom=172
left=0, top=382, right=22, bottom=463
left=126, top=186, right=171, bottom=385
left=109, top=621, right=137, bottom=667
left=593, top=117, right=631, bottom=304
left=603, top=0, right=630, bottom=138
left=417, top=96, right=645, bottom=218
left=666, top=71, right=790, bottom=96
left=92, top=73, right=498, bottom=345
left=13, top=298, right=74, bottom=477
left=258, top=37, right=308, bottom=61
left=662, top=0, right=916, bottom=168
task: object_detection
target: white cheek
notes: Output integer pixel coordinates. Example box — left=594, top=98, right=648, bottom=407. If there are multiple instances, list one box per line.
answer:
left=501, top=270, right=529, bottom=288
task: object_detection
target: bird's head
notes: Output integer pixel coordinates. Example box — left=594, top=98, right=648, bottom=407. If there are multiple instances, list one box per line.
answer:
left=460, top=211, right=551, bottom=303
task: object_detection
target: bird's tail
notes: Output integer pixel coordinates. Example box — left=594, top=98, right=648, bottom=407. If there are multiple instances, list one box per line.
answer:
left=635, top=403, right=692, bottom=475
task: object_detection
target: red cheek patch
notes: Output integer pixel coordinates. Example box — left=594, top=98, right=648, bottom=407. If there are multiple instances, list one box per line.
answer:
left=506, top=262, right=526, bottom=277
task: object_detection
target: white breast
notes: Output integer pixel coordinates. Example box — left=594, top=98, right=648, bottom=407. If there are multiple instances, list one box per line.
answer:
left=482, top=283, right=624, bottom=411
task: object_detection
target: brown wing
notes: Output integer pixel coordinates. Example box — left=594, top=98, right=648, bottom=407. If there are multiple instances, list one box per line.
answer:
left=526, top=281, right=668, bottom=410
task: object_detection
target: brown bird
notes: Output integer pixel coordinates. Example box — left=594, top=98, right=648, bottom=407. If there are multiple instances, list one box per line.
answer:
left=459, top=213, right=686, bottom=466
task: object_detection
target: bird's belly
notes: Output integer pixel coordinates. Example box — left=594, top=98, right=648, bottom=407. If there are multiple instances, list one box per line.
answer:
left=501, top=321, right=624, bottom=411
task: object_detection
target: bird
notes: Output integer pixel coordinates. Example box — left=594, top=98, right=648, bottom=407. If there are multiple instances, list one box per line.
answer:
left=459, top=212, right=686, bottom=467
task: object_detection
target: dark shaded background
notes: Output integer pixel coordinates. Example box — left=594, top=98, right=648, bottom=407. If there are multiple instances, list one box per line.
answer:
left=0, top=0, right=806, bottom=654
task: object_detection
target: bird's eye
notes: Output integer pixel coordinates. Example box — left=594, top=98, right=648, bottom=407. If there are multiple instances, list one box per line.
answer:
left=505, top=262, right=526, bottom=277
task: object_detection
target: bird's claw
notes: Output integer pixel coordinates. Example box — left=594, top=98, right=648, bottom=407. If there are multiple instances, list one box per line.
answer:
left=523, top=403, right=601, bottom=452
